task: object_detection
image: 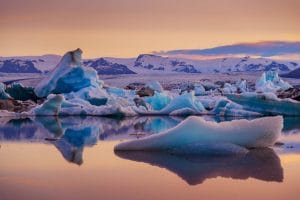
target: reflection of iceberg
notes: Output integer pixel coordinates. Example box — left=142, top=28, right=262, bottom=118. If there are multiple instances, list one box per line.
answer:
left=54, top=127, right=99, bottom=165
left=0, top=118, right=49, bottom=141
left=37, top=116, right=100, bottom=165
left=115, top=116, right=283, bottom=152
left=115, top=148, right=283, bottom=185
left=98, top=116, right=182, bottom=140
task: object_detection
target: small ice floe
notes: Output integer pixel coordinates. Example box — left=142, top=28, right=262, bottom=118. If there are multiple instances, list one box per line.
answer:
left=114, top=116, right=283, bottom=154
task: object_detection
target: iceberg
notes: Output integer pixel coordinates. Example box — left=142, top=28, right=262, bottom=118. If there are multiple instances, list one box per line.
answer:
left=115, top=116, right=283, bottom=152
left=146, top=81, right=164, bottom=93
left=227, top=92, right=300, bottom=116
left=194, top=83, right=206, bottom=96
left=0, top=83, right=11, bottom=100
left=144, top=91, right=171, bottom=110
left=32, top=94, right=64, bottom=116
left=236, top=79, right=248, bottom=93
left=223, top=83, right=237, bottom=94
left=255, top=70, right=292, bottom=93
left=34, top=48, right=103, bottom=98
left=135, top=92, right=206, bottom=115
left=5, top=83, right=38, bottom=102
left=211, top=98, right=263, bottom=117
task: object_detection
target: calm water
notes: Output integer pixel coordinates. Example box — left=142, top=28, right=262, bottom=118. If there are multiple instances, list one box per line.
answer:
left=0, top=116, right=300, bottom=200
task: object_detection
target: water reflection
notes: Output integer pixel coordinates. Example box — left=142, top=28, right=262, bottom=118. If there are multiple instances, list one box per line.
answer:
left=115, top=148, right=283, bottom=185
left=0, top=115, right=299, bottom=166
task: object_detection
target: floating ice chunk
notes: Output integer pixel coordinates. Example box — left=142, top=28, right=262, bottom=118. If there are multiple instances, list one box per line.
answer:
left=236, top=79, right=248, bottom=93
left=106, top=87, right=126, bottom=97
left=32, top=94, right=64, bottom=116
left=144, top=91, right=171, bottom=110
left=63, top=86, right=108, bottom=106
left=135, top=92, right=206, bottom=115
left=256, top=70, right=292, bottom=93
left=34, top=48, right=103, bottom=97
left=146, top=81, right=163, bottom=92
left=115, top=116, right=283, bottom=152
left=223, top=83, right=237, bottom=94
left=212, top=98, right=263, bottom=117
left=194, top=83, right=206, bottom=96
left=5, top=83, right=38, bottom=101
left=0, top=83, right=11, bottom=99
left=227, top=92, right=300, bottom=116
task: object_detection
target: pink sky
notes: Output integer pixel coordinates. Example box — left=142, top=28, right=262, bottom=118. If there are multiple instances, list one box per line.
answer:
left=0, top=0, right=300, bottom=58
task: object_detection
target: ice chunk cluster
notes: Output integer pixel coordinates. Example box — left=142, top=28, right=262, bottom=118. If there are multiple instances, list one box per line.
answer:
left=255, top=70, right=292, bottom=93
left=136, top=92, right=206, bottom=115
left=115, top=116, right=283, bottom=153
left=30, top=49, right=137, bottom=116
left=3, top=49, right=296, bottom=117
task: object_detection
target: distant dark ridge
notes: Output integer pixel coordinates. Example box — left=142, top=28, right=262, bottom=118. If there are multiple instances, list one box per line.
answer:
left=281, top=67, right=300, bottom=79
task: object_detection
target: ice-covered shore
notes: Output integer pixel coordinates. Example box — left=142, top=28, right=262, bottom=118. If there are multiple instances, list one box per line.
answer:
left=0, top=49, right=299, bottom=117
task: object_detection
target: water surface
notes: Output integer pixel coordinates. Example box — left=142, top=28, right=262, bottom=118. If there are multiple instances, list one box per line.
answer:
left=0, top=116, right=300, bottom=200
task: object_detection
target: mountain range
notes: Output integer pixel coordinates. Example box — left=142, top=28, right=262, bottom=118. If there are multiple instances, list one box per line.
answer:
left=1, top=41, right=299, bottom=75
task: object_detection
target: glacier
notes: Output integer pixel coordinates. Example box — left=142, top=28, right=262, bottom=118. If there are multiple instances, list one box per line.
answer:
left=114, top=116, right=283, bottom=153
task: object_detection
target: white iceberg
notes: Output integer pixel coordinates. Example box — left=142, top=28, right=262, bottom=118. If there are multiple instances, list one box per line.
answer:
left=115, top=116, right=283, bottom=152
left=146, top=81, right=164, bottom=93
left=236, top=79, right=248, bottom=93
left=223, top=83, right=237, bottom=94
left=194, top=83, right=206, bottom=96
left=255, top=70, right=292, bottom=93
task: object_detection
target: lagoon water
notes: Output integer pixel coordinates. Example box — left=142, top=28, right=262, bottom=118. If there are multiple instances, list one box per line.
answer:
left=0, top=116, right=300, bottom=200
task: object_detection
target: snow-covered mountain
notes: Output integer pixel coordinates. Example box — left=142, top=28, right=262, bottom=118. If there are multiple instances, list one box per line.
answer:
left=131, top=54, right=299, bottom=74
left=0, top=54, right=299, bottom=75
left=281, top=67, right=300, bottom=79
left=83, top=58, right=136, bottom=75
left=0, top=55, right=61, bottom=73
